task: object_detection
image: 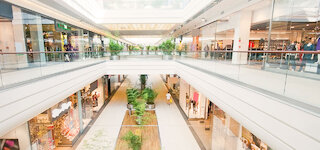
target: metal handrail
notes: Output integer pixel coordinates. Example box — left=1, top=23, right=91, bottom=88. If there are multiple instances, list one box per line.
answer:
left=0, top=50, right=320, bottom=54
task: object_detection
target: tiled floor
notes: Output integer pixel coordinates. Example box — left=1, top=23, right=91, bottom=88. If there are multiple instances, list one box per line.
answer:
left=189, top=114, right=213, bottom=150
left=75, top=75, right=200, bottom=150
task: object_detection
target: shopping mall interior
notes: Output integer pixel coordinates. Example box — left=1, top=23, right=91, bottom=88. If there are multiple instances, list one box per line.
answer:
left=0, top=0, right=320, bottom=150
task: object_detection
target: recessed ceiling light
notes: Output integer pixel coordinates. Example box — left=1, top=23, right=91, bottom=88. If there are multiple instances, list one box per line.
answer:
left=201, top=18, right=206, bottom=22
left=290, top=26, right=295, bottom=28
left=306, top=24, right=309, bottom=26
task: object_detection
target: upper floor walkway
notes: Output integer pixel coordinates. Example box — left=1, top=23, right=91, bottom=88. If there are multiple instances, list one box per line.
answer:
left=0, top=50, right=320, bottom=149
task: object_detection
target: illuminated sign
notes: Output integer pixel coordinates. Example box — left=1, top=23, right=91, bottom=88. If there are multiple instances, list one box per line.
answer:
left=56, top=21, right=72, bottom=31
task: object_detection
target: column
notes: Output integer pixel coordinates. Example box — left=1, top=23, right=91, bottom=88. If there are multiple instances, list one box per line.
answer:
left=77, top=91, right=84, bottom=133
left=29, top=14, right=46, bottom=63
left=102, top=76, right=106, bottom=103
left=232, top=10, right=252, bottom=64
left=12, top=6, right=28, bottom=68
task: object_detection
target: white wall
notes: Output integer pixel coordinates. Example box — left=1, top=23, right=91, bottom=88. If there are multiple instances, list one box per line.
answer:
left=0, top=123, right=31, bottom=150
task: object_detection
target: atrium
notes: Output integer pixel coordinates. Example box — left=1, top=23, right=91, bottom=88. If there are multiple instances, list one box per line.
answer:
left=0, top=0, right=319, bottom=150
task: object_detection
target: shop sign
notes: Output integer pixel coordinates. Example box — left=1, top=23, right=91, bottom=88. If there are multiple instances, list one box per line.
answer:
left=55, top=21, right=72, bottom=31
left=51, top=101, right=72, bottom=119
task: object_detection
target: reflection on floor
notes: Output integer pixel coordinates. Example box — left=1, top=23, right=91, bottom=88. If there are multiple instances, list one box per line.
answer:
left=189, top=113, right=213, bottom=150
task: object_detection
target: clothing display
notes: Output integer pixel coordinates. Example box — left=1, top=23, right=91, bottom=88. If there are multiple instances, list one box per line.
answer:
left=303, top=43, right=315, bottom=60
left=316, top=36, right=320, bottom=50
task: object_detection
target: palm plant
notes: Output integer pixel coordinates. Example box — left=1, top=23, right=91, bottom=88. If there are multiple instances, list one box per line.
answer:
left=126, top=88, right=140, bottom=106
left=159, top=39, right=175, bottom=55
left=140, top=75, right=147, bottom=90
left=109, top=40, right=124, bottom=56
left=134, top=101, right=146, bottom=124
left=141, top=88, right=158, bottom=104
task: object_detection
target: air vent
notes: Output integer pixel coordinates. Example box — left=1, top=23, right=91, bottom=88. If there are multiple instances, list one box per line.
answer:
left=220, top=11, right=224, bottom=15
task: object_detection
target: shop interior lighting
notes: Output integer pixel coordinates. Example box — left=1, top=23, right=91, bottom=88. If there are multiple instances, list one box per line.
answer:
left=52, top=101, right=72, bottom=118
left=306, top=24, right=310, bottom=26
left=201, top=18, right=206, bottom=22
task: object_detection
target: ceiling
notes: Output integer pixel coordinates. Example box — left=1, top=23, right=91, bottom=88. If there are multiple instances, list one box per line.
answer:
left=41, top=0, right=214, bottom=44
left=103, top=24, right=176, bottom=31
left=9, top=0, right=215, bottom=45
left=102, top=0, right=190, bottom=10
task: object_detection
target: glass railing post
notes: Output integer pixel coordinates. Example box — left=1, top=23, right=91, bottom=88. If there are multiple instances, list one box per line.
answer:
left=262, top=52, right=266, bottom=69
left=248, top=51, right=252, bottom=65
left=279, top=53, right=284, bottom=68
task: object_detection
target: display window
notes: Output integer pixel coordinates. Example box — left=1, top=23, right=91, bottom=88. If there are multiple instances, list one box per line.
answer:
left=241, top=127, right=270, bottom=150
left=52, top=95, right=80, bottom=147
left=29, top=93, right=81, bottom=149
left=81, top=86, right=94, bottom=128
left=0, top=139, right=20, bottom=150
left=28, top=110, right=55, bottom=150
left=179, top=79, right=206, bottom=119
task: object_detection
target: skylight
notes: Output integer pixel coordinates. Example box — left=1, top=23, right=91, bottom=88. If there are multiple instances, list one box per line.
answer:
left=103, top=0, right=190, bottom=10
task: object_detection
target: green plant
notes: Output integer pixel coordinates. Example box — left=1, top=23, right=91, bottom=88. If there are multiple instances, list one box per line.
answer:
left=109, top=39, right=124, bottom=56
left=134, top=101, right=146, bottom=124
left=128, top=45, right=134, bottom=51
left=141, top=111, right=155, bottom=125
left=122, top=131, right=142, bottom=150
left=150, top=46, right=157, bottom=51
left=140, top=75, right=147, bottom=90
left=159, top=39, right=175, bottom=55
left=141, top=88, right=158, bottom=104
left=126, top=88, right=140, bottom=105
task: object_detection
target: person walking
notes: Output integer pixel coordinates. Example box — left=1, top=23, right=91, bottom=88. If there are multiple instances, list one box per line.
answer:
left=166, top=92, right=172, bottom=105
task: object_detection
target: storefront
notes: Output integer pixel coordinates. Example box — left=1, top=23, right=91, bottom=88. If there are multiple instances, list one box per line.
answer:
left=107, top=75, right=124, bottom=96
left=178, top=78, right=207, bottom=119
left=0, top=2, right=121, bottom=69
left=28, top=93, right=81, bottom=149
left=172, top=77, right=272, bottom=150
left=26, top=77, right=109, bottom=149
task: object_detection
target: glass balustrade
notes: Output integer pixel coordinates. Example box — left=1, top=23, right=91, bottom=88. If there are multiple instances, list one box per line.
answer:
left=1, top=50, right=319, bottom=109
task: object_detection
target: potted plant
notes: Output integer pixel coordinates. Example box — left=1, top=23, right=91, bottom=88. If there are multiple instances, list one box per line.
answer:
left=134, top=101, right=146, bottom=125
left=141, top=88, right=158, bottom=109
left=109, top=39, right=123, bottom=60
left=126, top=88, right=140, bottom=109
left=159, top=39, right=175, bottom=60
left=122, top=130, right=142, bottom=150
left=140, top=75, right=147, bottom=90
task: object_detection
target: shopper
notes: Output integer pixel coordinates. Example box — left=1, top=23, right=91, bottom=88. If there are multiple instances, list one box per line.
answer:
left=166, top=92, right=171, bottom=105
left=92, top=92, right=98, bottom=107
left=186, top=93, right=190, bottom=108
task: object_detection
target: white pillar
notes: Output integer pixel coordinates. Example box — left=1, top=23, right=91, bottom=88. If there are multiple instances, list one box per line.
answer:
left=29, top=14, right=46, bottom=63
left=12, top=6, right=28, bottom=67
left=232, top=10, right=252, bottom=64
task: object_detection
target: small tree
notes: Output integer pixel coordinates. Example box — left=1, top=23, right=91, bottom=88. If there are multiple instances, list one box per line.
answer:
left=126, top=88, right=140, bottom=106
left=134, top=101, right=146, bottom=124
left=109, top=40, right=124, bottom=56
left=159, top=39, right=175, bottom=55
left=141, top=88, right=158, bottom=104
